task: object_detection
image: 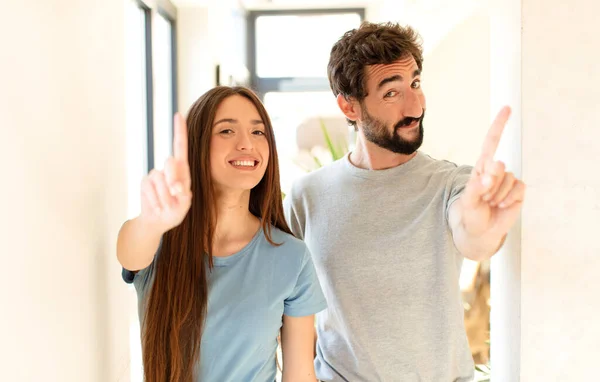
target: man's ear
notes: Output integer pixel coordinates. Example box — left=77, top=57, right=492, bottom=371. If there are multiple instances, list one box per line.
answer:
left=336, top=94, right=360, bottom=123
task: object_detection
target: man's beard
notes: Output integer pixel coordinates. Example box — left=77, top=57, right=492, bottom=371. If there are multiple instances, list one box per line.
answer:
left=361, top=106, right=425, bottom=155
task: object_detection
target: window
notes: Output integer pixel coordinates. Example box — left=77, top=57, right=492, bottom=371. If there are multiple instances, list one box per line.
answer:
left=248, top=9, right=364, bottom=194
left=152, top=9, right=177, bottom=170
left=248, top=9, right=364, bottom=95
left=255, top=13, right=361, bottom=78
left=125, top=1, right=177, bottom=218
left=125, top=0, right=152, bottom=220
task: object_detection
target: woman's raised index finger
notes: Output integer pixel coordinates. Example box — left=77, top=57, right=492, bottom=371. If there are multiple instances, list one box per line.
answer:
left=173, top=112, right=188, bottom=163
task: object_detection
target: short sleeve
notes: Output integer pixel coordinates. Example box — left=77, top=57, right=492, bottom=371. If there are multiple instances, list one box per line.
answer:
left=121, top=238, right=162, bottom=290
left=122, top=261, right=156, bottom=293
left=445, top=165, right=473, bottom=221
left=283, top=185, right=305, bottom=240
left=284, top=248, right=327, bottom=317
left=122, top=267, right=137, bottom=284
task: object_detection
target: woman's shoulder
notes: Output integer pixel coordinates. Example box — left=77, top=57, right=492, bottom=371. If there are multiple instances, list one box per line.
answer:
left=268, top=224, right=307, bottom=248
left=261, top=224, right=309, bottom=260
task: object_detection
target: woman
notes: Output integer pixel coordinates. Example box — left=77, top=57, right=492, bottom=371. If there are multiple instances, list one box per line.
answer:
left=117, top=86, right=326, bottom=381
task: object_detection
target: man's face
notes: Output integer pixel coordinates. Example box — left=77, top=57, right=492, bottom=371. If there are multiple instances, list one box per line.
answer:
left=358, top=55, right=426, bottom=155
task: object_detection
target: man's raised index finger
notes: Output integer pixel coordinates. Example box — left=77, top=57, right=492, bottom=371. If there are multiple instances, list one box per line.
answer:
left=479, top=106, right=511, bottom=164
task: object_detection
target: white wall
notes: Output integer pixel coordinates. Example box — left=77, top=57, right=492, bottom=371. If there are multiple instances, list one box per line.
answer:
left=520, top=0, right=600, bottom=379
left=0, top=1, right=131, bottom=381
left=176, top=6, right=214, bottom=114
left=420, top=9, right=490, bottom=165
left=177, top=0, right=247, bottom=114
left=490, top=0, right=600, bottom=378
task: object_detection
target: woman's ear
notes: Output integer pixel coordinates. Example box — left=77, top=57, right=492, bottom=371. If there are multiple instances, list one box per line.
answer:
left=336, top=94, right=360, bottom=124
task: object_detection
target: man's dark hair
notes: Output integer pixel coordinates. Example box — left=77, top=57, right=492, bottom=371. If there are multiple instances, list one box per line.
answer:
left=327, top=22, right=424, bottom=126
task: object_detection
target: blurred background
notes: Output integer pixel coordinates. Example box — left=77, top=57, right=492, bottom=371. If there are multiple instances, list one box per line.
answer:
left=1, top=0, right=598, bottom=381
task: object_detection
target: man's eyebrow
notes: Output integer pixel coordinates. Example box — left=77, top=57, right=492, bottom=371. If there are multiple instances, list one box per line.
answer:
left=377, top=75, right=402, bottom=89
left=377, top=69, right=421, bottom=90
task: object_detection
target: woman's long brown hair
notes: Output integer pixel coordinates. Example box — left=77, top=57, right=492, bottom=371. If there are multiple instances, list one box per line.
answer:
left=141, top=86, right=292, bottom=381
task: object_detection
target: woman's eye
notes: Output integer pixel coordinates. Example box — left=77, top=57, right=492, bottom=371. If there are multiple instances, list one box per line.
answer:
left=219, top=129, right=233, bottom=134
left=253, top=130, right=266, bottom=136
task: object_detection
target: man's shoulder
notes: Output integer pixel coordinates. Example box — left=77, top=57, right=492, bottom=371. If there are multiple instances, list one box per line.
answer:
left=417, top=152, right=473, bottom=176
left=291, top=158, right=345, bottom=193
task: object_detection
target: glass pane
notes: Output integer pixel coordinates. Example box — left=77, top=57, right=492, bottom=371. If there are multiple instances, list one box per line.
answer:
left=256, top=13, right=361, bottom=78
left=263, top=91, right=354, bottom=194
left=125, top=1, right=148, bottom=221
left=153, top=14, right=174, bottom=170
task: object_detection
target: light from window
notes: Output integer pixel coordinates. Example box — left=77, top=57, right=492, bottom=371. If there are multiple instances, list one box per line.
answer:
left=125, top=0, right=149, bottom=220
left=263, top=91, right=351, bottom=194
left=256, top=13, right=361, bottom=78
left=153, top=13, right=174, bottom=170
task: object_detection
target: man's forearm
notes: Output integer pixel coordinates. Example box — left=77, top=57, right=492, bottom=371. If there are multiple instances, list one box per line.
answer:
left=449, top=202, right=507, bottom=261
left=451, top=222, right=506, bottom=261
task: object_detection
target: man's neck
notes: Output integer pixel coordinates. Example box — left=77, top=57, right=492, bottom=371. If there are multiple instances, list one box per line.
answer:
left=349, top=134, right=417, bottom=170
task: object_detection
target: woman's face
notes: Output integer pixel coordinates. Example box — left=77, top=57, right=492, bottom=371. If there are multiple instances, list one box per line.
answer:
left=209, top=95, right=270, bottom=193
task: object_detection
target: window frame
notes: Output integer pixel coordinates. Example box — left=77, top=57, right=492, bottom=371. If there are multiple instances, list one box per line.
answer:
left=136, top=0, right=178, bottom=171
left=246, top=8, right=365, bottom=98
left=156, top=5, right=178, bottom=153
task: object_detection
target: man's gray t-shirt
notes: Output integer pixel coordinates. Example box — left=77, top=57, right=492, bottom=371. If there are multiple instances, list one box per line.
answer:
left=283, top=151, right=475, bottom=382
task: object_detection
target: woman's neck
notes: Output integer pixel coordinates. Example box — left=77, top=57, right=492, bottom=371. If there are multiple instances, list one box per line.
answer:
left=212, top=189, right=260, bottom=256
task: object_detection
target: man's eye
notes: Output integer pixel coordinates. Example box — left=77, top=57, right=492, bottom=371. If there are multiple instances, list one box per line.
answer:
left=384, top=91, right=397, bottom=98
left=412, top=80, right=421, bottom=89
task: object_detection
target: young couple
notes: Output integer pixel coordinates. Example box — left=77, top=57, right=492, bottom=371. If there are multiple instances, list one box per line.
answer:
left=117, top=22, right=525, bottom=382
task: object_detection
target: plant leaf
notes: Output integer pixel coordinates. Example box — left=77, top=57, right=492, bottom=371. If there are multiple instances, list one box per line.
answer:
left=320, top=119, right=339, bottom=160
left=312, top=155, right=323, bottom=168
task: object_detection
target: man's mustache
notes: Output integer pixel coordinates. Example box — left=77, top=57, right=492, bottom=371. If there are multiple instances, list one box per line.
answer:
left=395, top=111, right=425, bottom=129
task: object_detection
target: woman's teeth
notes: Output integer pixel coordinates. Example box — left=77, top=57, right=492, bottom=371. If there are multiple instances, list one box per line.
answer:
left=231, top=160, right=255, bottom=167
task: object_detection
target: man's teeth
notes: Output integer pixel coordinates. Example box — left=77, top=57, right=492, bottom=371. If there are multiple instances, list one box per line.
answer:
left=231, top=160, right=255, bottom=167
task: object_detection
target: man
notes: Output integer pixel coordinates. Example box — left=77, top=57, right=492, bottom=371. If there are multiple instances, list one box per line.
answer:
left=283, top=22, right=525, bottom=381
